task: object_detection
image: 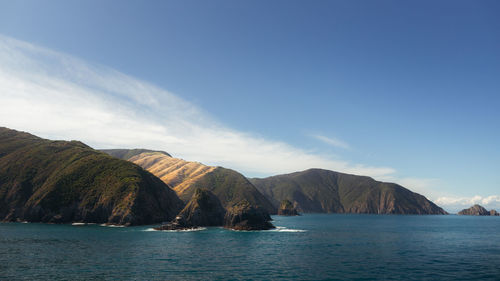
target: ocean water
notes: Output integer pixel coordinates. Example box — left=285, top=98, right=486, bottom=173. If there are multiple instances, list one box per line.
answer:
left=1, top=214, right=499, bottom=280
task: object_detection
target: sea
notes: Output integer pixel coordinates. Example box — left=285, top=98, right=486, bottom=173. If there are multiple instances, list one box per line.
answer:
left=1, top=214, right=499, bottom=280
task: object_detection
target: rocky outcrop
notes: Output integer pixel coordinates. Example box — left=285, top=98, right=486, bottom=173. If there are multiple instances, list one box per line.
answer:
left=458, top=204, right=498, bottom=216
left=224, top=200, right=275, bottom=230
left=155, top=189, right=225, bottom=230
left=277, top=200, right=299, bottom=216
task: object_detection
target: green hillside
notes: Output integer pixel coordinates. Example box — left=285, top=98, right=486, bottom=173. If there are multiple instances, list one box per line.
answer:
left=100, top=149, right=171, bottom=160
left=251, top=168, right=447, bottom=215
left=184, top=167, right=276, bottom=214
left=104, top=149, right=277, bottom=214
left=0, top=127, right=183, bottom=225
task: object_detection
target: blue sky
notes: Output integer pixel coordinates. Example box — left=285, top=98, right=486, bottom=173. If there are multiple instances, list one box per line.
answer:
left=0, top=0, right=499, bottom=212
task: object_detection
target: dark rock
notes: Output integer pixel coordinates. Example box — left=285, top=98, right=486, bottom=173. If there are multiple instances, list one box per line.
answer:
left=458, top=204, right=490, bottom=216
left=153, top=216, right=192, bottom=231
left=277, top=199, right=299, bottom=216
left=490, top=209, right=499, bottom=216
left=223, top=200, right=275, bottom=230
left=154, top=188, right=225, bottom=230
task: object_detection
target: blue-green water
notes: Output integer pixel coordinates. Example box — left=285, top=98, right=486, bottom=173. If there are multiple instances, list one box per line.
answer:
left=1, top=214, right=500, bottom=280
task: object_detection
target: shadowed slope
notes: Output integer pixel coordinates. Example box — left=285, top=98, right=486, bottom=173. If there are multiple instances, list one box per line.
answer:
left=0, top=127, right=183, bottom=225
left=251, top=168, right=446, bottom=215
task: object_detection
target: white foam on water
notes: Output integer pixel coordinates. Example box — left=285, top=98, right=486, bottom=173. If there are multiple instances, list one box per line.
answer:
left=71, top=222, right=86, bottom=226
left=99, top=224, right=125, bottom=228
left=270, top=226, right=307, bottom=233
left=228, top=226, right=306, bottom=232
left=145, top=227, right=207, bottom=232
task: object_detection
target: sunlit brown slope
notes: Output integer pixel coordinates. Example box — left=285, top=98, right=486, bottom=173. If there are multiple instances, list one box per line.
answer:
left=124, top=152, right=276, bottom=213
left=129, top=152, right=216, bottom=196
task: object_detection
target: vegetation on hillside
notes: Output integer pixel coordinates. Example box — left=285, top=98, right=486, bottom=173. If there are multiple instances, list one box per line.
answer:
left=251, top=168, right=447, bottom=215
left=0, top=127, right=183, bottom=225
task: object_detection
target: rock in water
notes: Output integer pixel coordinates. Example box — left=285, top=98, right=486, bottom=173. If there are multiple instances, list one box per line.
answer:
left=490, top=209, right=499, bottom=216
left=154, top=188, right=226, bottom=230
left=224, top=200, right=275, bottom=230
left=458, top=204, right=490, bottom=216
left=277, top=199, right=299, bottom=216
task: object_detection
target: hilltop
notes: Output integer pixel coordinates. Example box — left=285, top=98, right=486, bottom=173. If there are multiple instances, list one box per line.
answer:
left=0, top=127, right=183, bottom=225
left=251, top=168, right=447, bottom=215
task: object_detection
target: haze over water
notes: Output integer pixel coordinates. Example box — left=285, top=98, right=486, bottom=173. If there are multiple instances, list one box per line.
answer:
left=1, top=214, right=499, bottom=280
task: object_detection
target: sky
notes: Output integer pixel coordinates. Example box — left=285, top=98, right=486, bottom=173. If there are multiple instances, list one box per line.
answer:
left=0, top=0, right=499, bottom=212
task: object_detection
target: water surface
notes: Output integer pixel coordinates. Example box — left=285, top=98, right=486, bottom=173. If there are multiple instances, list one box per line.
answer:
left=1, top=214, right=499, bottom=280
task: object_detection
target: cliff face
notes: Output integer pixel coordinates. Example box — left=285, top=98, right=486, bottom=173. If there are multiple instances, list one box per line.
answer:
left=277, top=199, right=299, bottom=216
left=251, top=169, right=447, bottom=215
left=458, top=205, right=498, bottom=216
left=176, top=188, right=226, bottom=227
left=0, top=127, right=183, bottom=225
left=114, top=151, right=276, bottom=214
left=224, top=200, right=275, bottom=230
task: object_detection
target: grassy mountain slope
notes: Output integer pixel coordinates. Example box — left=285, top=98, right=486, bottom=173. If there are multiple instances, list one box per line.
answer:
left=128, top=152, right=216, bottom=196
left=0, top=127, right=183, bottom=225
left=115, top=151, right=276, bottom=214
left=251, top=168, right=446, bottom=215
left=100, top=149, right=171, bottom=160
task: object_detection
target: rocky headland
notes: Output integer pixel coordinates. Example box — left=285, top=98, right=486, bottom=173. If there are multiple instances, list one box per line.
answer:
left=458, top=204, right=499, bottom=216
left=251, top=168, right=447, bottom=215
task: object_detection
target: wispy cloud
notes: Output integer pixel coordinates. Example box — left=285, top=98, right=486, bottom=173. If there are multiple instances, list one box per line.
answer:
left=311, top=134, right=350, bottom=149
left=0, top=34, right=417, bottom=188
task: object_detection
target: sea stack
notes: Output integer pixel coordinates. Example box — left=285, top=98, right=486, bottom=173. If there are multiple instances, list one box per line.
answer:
left=277, top=199, right=300, bottom=216
left=224, top=200, right=275, bottom=230
left=155, top=188, right=225, bottom=230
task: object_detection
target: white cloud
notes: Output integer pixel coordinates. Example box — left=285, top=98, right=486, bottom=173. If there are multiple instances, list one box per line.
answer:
left=436, top=195, right=500, bottom=206
left=0, top=34, right=424, bottom=190
left=435, top=195, right=500, bottom=212
left=311, top=134, right=350, bottom=149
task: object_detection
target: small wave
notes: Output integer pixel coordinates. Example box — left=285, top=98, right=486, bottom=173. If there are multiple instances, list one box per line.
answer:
left=270, top=226, right=307, bottom=232
left=145, top=227, right=207, bottom=232
left=99, top=224, right=125, bottom=228
left=228, top=226, right=306, bottom=232
left=71, top=222, right=86, bottom=226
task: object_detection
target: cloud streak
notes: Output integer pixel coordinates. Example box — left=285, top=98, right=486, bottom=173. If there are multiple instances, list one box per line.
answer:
left=311, top=134, right=350, bottom=149
left=0, top=34, right=413, bottom=186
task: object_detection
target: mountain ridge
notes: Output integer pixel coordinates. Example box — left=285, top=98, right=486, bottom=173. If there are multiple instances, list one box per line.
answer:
left=251, top=168, right=447, bottom=215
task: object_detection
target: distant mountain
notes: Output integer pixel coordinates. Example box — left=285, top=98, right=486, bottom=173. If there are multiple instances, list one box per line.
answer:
left=458, top=204, right=499, bottom=216
left=250, top=168, right=447, bottom=215
left=104, top=150, right=276, bottom=214
left=0, top=127, right=183, bottom=225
